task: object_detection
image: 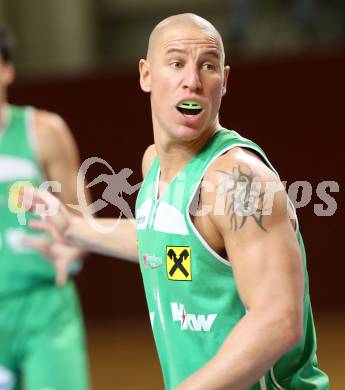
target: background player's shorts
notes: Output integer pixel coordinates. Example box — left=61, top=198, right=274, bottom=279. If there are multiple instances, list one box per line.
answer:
left=0, top=281, right=89, bottom=390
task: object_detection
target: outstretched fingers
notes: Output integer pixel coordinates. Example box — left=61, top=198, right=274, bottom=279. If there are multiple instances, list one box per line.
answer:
left=21, top=235, right=52, bottom=257
left=19, top=187, right=70, bottom=241
left=19, top=187, right=50, bottom=214
left=55, top=257, right=69, bottom=286
left=29, top=219, right=60, bottom=240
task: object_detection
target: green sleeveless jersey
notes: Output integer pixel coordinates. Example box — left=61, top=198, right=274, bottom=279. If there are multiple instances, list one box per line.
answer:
left=136, top=129, right=328, bottom=390
left=0, top=105, right=56, bottom=294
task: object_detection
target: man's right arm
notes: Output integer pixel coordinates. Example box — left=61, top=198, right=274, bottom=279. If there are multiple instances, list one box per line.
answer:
left=23, top=144, right=156, bottom=263
left=65, top=217, right=138, bottom=261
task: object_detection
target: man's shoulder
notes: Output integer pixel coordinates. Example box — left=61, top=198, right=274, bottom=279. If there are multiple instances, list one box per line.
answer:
left=33, top=109, right=73, bottom=151
left=203, top=146, right=278, bottom=189
left=31, top=109, right=76, bottom=168
left=34, top=109, right=67, bottom=135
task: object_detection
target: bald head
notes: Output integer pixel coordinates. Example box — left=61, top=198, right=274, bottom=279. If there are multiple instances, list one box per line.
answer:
left=146, top=13, right=225, bottom=63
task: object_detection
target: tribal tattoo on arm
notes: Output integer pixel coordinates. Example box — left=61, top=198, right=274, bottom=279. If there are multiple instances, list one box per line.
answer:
left=216, top=165, right=268, bottom=232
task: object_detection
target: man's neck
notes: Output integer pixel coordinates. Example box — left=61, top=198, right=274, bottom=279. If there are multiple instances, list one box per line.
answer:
left=154, top=122, right=220, bottom=183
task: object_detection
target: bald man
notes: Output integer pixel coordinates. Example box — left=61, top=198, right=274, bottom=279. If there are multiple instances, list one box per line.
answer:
left=25, top=13, right=328, bottom=390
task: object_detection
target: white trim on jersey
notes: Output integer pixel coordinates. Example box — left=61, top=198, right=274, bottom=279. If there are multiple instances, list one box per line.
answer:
left=0, top=156, right=39, bottom=182
left=259, top=376, right=267, bottom=390
left=270, top=368, right=286, bottom=390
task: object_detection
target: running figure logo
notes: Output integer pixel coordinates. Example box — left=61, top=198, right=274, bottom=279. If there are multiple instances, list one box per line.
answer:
left=87, top=167, right=140, bottom=219
left=166, top=246, right=192, bottom=281
left=69, top=157, right=141, bottom=233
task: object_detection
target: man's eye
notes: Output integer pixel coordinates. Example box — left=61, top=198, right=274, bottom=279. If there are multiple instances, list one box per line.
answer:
left=202, top=63, right=215, bottom=71
left=170, top=61, right=183, bottom=69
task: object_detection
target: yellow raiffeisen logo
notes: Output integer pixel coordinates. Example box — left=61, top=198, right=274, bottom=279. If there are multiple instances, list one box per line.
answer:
left=166, top=246, right=192, bottom=281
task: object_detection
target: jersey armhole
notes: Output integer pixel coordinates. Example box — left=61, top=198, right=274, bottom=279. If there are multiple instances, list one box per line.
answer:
left=25, top=107, right=48, bottom=182
left=186, top=145, right=236, bottom=268
left=185, top=142, right=300, bottom=269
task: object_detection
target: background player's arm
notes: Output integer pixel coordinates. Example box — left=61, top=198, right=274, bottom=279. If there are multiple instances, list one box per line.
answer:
left=33, top=110, right=86, bottom=207
left=178, top=149, right=304, bottom=390
left=24, top=144, right=156, bottom=263
left=24, top=110, right=92, bottom=283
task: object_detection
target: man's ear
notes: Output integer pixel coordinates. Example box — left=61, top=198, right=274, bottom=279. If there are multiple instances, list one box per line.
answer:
left=222, top=65, right=230, bottom=96
left=2, top=62, right=15, bottom=87
left=139, top=59, right=151, bottom=93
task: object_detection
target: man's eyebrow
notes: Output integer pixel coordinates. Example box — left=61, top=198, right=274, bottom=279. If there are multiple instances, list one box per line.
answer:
left=164, top=48, right=187, bottom=56
left=164, top=47, right=221, bottom=59
left=201, top=49, right=221, bottom=59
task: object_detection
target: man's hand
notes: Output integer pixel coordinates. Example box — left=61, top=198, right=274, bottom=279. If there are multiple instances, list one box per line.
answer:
left=21, top=187, right=75, bottom=243
left=20, top=186, right=139, bottom=261
left=22, top=235, right=83, bottom=286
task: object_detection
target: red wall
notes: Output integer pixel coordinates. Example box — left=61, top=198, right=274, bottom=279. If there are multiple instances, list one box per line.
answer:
left=9, top=51, right=345, bottom=321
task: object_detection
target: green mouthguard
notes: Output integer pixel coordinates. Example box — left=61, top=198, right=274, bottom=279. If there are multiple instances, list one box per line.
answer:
left=178, top=101, right=202, bottom=109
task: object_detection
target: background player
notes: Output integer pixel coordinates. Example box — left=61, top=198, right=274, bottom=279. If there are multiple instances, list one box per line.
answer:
left=0, top=26, right=90, bottom=390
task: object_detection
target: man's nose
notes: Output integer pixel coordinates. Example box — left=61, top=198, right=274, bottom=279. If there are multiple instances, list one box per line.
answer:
left=182, top=65, right=202, bottom=92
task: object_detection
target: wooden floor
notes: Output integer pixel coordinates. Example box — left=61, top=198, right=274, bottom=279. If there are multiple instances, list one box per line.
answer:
left=86, top=311, right=344, bottom=389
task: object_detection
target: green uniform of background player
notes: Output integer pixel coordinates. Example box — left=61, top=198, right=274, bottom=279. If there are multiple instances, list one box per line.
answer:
left=0, top=27, right=89, bottom=390
left=21, top=13, right=329, bottom=390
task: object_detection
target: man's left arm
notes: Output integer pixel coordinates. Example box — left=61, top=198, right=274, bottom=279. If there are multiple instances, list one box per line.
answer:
left=178, top=149, right=304, bottom=389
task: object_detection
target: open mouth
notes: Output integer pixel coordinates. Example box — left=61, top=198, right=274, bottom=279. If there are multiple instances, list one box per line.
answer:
left=176, top=100, right=202, bottom=116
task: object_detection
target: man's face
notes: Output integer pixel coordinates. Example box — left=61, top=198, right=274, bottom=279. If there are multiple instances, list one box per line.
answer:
left=140, top=25, right=229, bottom=140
